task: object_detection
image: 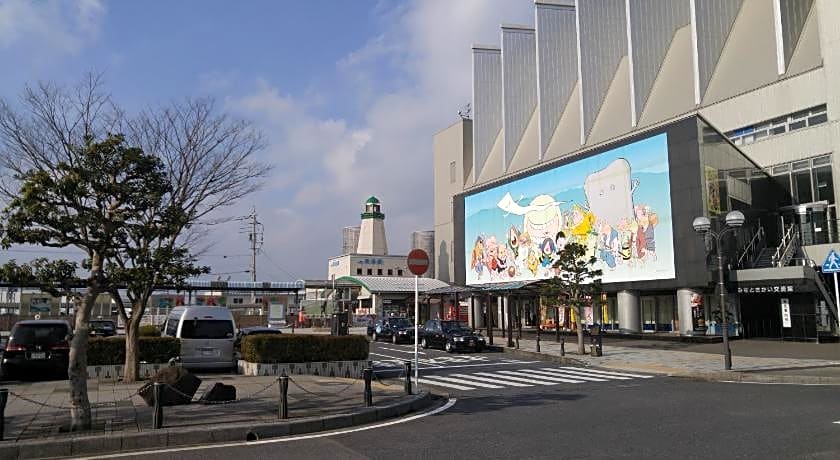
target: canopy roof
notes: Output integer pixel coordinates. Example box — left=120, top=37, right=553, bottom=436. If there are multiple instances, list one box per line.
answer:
left=336, top=276, right=449, bottom=294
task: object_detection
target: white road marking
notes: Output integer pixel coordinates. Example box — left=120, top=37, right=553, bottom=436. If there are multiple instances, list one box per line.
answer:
left=474, top=371, right=558, bottom=386
left=419, top=375, right=503, bottom=389
left=448, top=373, right=533, bottom=387
left=416, top=378, right=475, bottom=390
left=834, top=421, right=840, bottom=424
left=557, top=367, right=653, bottom=379
left=523, top=368, right=610, bottom=382
left=379, top=347, right=426, bottom=355
left=503, top=369, right=587, bottom=384
left=78, top=399, right=458, bottom=459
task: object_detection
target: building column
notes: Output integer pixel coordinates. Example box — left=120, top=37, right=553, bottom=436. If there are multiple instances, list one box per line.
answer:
left=617, top=290, right=641, bottom=333
left=498, top=296, right=505, bottom=335
left=676, top=288, right=703, bottom=335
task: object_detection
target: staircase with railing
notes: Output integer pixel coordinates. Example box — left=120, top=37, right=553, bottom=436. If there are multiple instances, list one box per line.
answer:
left=737, top=225, right=765, bottom=268
left=772, top=224, right=799, bottom=268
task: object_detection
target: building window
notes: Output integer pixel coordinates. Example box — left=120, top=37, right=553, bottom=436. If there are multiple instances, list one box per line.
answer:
left=232, top=298, right=243, bottom=305
left=449, top=161, right=456, bottom=183
left=356, top=268, right=363, bottom=275
left=377, top=269, right=383, bottom=275
left=726, top=105, right=828, bottom=146
left=388, top=269, right=393, bottom=275
left=766, top=154, right=833, bottom=205
left=397, top=269, right=403, bottom=276
left=367, top=269, right=373, bottom=275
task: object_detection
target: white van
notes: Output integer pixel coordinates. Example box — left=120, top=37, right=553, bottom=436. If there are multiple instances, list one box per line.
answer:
left=162, top=306, right=237, bottom=370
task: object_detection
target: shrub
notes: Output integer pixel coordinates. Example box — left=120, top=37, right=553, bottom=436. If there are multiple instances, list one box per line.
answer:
left=88, top=337, right=181, bottom=365
left=241, top=334, right=369, bottom=363
left=138, top=325, right=161, bottom=337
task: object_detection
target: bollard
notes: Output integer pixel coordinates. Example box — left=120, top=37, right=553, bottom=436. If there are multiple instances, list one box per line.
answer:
left=278, top=374, right=289, bottom=419
left=403, top=361, right=412, bottom=395
left=363, top=368, right=373, bottom=407
left=152, top=382, right=163, bottom=429
left=0, top=388, right=7, bottom=441
left=560, top=336, right=565, bottom=357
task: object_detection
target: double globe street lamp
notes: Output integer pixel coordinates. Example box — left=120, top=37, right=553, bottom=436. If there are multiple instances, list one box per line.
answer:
left=692, top=210, right=745, bottom=371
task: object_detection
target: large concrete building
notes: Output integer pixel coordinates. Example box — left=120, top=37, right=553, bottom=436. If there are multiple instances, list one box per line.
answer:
left=434, top=0, right=840, bottom=340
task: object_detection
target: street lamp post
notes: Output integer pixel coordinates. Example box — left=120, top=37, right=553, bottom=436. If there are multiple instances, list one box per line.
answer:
left=692, top=210, right=745, bottom=371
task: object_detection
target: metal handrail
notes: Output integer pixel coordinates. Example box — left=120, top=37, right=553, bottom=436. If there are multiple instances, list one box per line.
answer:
left=737, top=226, right=765, bottom=268
left=772, top=224, right=796, bottom=266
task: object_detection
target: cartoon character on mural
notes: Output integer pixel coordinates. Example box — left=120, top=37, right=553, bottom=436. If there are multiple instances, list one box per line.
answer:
left=465, top=157, right=666, bottom=283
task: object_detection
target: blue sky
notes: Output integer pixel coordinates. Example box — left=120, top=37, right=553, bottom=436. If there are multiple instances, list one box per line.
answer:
left=0, top=0, right=534, bottom=281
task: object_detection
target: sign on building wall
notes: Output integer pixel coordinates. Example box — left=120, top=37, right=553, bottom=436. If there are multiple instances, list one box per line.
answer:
left=781, top=298, right=791, bottom=328
left=464, top=133, right=675, bottom=285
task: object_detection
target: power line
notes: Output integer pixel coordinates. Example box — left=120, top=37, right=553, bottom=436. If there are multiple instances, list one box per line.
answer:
left=259, top=250, right=298, bottom=281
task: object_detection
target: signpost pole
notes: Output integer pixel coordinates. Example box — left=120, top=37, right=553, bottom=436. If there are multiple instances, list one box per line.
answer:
left=834, top=272, right=839, bottom=330
left=414, top=274, right=419, bottom=391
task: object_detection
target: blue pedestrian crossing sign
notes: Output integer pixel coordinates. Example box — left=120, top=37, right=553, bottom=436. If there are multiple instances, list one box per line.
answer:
left=822, top=249, right=840, bottom=273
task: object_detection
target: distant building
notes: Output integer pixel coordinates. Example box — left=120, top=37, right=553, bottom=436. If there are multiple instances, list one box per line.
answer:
left=410, top=230, right=435, bottom=278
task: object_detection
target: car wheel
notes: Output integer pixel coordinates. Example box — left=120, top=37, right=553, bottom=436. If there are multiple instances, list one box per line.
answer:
left=392, top=334, right=399, bottom=344
left=372, top=332, right=378, bottom=342
left=445, top=341, right=454, bottom=353
left=475, top=345, right=484, bottom=353
left=421, top=338, right=429, bottom=349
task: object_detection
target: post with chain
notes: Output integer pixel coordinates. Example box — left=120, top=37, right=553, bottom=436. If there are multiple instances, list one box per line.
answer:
left=0, top=388, right=7, bottom=441
left=278, top=374, right=289, bottom=420
left=363, top=367, right=373, bottom=407
left=560, top=336, right=565, bottom=357
left=403, top=361, right=412, bottom=395
left=152, top=383, right=163, bottom=429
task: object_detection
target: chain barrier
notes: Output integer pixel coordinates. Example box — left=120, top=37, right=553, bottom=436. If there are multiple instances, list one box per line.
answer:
left=372, top=364, right=406, bottom=387
left=162, top=377, right=281, bottom=406
left=286, top=375, right=360, bottom=397
left=8, top=392, right=76, bottom=410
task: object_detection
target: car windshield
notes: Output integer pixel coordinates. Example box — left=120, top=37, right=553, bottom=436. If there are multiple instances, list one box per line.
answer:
left=10, top=324, right=68, bottom=345
left=391, top=319, right=412, bottom=328
left=91, top=321, right=115, bottom=329
left=180, top=319, right=234, bottom=339
left=441, top=322, right=471, bottom=333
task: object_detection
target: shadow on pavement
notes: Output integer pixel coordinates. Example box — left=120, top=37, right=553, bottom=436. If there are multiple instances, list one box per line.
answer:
left=441, top=391, right=586, bottom=415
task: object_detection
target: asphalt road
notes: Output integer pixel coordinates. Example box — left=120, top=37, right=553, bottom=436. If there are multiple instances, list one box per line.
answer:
left=95, top=340, right=840, bottom=460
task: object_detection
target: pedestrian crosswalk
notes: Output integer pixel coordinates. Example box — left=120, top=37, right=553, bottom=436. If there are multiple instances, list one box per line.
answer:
left=416, top=367, right=653, bottom=392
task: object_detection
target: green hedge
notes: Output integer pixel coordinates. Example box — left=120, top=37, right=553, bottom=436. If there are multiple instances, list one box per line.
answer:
left=138, top=325, right=161, bottom=337
left=88, top=337, right=181, bottom=365
left=241, top=334, right=369, bottom=363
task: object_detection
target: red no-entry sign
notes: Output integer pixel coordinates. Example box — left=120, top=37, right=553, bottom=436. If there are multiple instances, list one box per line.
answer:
left=406, top=249, right=429, bottom=276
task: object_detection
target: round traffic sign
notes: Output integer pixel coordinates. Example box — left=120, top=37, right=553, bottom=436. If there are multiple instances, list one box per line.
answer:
left=406, top=249, right=429, bottom=276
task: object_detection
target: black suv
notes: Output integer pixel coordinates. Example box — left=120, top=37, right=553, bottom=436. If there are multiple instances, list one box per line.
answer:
left=371, top=317, right=415, bottom=344
left=421, top=320, right=485, bottom=353
left=1, top=320, right=72, bottom=380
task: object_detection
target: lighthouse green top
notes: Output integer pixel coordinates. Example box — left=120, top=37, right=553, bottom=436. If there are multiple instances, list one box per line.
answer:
left=362, top=196, right=384, bottom=220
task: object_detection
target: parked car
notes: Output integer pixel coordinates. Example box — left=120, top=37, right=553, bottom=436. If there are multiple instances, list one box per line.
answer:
left=371, top=317, right=416, bottom=344
left=162, top=306, right=237, bottom=370
left=1, top=320, right=72, bottom=380
left=420, top=319, right=485, bottom=353
left=89, top=319, right=117, bottom=337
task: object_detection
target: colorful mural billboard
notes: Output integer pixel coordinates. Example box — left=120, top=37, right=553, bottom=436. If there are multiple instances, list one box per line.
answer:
left=464, top=133, right=675, bottom=285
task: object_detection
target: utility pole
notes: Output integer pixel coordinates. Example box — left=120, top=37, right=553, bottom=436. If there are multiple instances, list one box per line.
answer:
left=244, top=207, right=264, bottom=307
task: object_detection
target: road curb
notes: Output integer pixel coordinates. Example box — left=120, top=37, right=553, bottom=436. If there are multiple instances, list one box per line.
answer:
left=498, top=346, right=586, bottom=366
left=0, top=392, right=433, bottom=460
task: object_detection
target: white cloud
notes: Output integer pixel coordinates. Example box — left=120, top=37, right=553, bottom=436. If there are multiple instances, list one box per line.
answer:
left=201, top=0, right=533, bottom=281
left=0, top=0, right=105, bottom=54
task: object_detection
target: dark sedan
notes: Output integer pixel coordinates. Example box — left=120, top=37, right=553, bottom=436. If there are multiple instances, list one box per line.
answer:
left=420, top=319, right=485, bottom=353
left=371, top=317, right=416, bottom=344
left=89, top=319, right=117, bottom=337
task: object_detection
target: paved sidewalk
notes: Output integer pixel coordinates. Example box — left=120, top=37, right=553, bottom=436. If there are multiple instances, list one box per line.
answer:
left=0, top=373, right=404, bottom=442
left=505, top=336, right=840, bottom=382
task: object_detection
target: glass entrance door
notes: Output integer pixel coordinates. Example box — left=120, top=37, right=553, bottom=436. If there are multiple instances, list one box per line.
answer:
left=641, top=297, right=656, bottom=332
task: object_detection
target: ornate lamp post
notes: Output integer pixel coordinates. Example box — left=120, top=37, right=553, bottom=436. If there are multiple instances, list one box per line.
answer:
left=692, top=210, right=745, bottom=371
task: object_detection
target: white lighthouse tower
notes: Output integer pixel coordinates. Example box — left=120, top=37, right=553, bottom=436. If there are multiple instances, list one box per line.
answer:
left=355, top=196, right=388, bottom=255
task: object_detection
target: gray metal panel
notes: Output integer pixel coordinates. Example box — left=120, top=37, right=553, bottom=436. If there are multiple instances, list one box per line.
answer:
left=502, top=27, right=537, bottom=170
left=537, top=2, right=577, bottom=157
left=780, top=0, right=814, bottom=68
left=694, top=0, right=744, bottom=100
left=472, top=48, right=503, bottom=178
left=629, top=0, right=690, bottom=119
left=577, top=0, right=627, bottom=141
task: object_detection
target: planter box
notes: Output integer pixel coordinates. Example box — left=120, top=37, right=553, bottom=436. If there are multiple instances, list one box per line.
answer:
left=237, top=360, right=368, bottom=378
left=86, top=363, right=179, bottom=382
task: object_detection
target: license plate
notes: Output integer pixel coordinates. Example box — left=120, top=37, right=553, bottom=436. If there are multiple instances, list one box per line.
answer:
left=201, top=349, right=219, bottom=357
left=30, top=352, right=46, bottom=360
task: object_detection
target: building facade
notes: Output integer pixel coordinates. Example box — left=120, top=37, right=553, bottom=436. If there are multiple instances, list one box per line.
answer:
left=434, top=0, right=840, bottom=339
